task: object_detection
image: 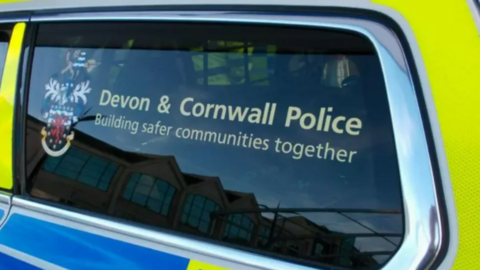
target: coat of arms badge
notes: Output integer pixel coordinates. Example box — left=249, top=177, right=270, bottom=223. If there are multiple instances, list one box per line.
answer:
left=40, top=50, right=94, bottom=157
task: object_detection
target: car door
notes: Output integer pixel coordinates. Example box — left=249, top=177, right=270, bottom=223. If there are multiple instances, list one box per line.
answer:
left=0, top=16, right=33, bottom=269
left=0, top=20, right=17, bottom=226
left=0, top=3, right=462, bottom=270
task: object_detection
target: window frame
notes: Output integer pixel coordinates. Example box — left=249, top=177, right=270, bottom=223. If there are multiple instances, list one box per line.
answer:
left=13, top=10, right=446, bottom=270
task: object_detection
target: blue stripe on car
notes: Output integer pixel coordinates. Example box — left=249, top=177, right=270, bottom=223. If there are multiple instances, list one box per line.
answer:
left=0, top=213, right=191, bottom=270
left=0, top=251, right=43, bottom=270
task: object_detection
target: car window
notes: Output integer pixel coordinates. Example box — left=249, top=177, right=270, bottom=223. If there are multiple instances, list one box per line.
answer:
left=25, top=22, right=403, bottom=269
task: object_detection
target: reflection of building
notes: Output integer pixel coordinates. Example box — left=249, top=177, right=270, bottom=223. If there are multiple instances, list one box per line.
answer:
left=26, top=117, right=383, bottom=269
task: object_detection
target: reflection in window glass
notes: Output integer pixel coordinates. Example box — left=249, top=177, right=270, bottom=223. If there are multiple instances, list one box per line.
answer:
left=257, top=226, right=271, bottom=247
left=287, top=243, right=301, bottom=256
left=181, top=194, right=220, bottom=233
left=272, top=241, right=285, bottom=253
left=123, top=173, right=176, bottom=216
left=0, top=26, right=11, bottom=87
left=313, top=242, right=325, bottom=256
left=224, top=214, right=255, bottom=244
left=25, top=22, right=404, bottom=269
left=43, top=147, right=117, bottom=191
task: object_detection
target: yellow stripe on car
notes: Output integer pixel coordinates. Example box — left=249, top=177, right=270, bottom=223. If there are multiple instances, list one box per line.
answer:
left=373, top=1, right=480, bottom=269
left=0, top=0, right=30, bottom=3
left=0, top=22, right=25, bottom=190
left=187, top=260, right=231, bottom=270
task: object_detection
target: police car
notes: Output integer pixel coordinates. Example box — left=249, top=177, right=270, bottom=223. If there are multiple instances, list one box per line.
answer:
left=0, top=0, right=478, bottom=270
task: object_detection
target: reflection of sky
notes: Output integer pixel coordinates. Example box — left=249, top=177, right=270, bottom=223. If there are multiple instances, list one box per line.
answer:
left=28, top=47, right=403, bottom=239
left=0, top=42, right=8, bottom=80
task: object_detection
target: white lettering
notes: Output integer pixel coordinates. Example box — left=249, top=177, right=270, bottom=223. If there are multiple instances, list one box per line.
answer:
left=300, top=113, right=316, bottom=130
left=129, top=97, right=139, bottom=109
left=274, top=138, right=357, bottom=162
left=180, top=97, right=194, bottom=116
left=99, top=89, right=111, bottom=106
left=120, top=95, right=130, bottom=108
left=179, top=97, right=276, bottom=125
left=332, top=116, right=346, bottom=134
left=111, top=95, right=119, bottom=107
left=248, top=108, right=262, bottom=124
left=346, top=118, right=362, bottom=135
left=95, top=113, right=102, bottom=124
left=192, top=103, right=205, bottom=117
left=284, top=106, right=362, bottom=136
left=98, top=89, right=150, bottom=111
left=285, top=107, right=302, bottom=127
left=228, top=106, right=249, bottom=122
left=213, top=105, right=227, bottom=119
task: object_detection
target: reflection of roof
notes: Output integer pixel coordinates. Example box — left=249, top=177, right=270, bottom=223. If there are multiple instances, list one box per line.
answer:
left=183, top=174, right=203, bottom=185
left=287, top=216, right=330, bottom=234
left=225, top=191, right=242, bottom=203
left=224, top=190, right=252, bottom=203
left=184, top=173, right=225, bottom=188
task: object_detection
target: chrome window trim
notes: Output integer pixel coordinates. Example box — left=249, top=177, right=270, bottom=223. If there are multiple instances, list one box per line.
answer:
left=0, top=193, right=11, bottom=227
left=0, top=193, right=10, bottom=204
left=17, top=11, right=443, bottom=270
left=0, top=16, right=29, bottom=23
left=467, top=0, right=480, bottom=34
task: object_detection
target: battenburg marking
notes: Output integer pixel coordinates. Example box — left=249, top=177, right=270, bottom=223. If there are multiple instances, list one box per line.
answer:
left=40, top=50, right=93, bottom=157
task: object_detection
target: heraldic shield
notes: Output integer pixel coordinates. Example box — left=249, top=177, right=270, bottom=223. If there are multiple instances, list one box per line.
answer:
left=41, top=103, right=76, bottom=157
left=40, top=50, right=94, bottom=157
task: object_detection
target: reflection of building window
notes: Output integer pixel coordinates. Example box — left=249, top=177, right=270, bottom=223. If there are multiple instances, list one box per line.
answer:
left=190, top=42, right=275, bottom=86
left=287, top=243, right=301, bottom=256
left=223, top=214, right=255, bottom=243
left=43, top=147, right=118, bottom=191
left=312, top=242, right=325, bottom=256
left=181, top=195, right=219, bottom=233
left=321, top=55, right=360, bottom=88
left=272, top=240, right=284, bottom=253
left=258, top=226, right=271, bottom=247
left=337, top=238, right=355, bottom=267
left=123, top=173, right=175, bottom=216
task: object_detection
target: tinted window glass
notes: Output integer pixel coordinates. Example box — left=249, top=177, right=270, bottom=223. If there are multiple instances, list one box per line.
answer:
left=25, top=22, right=403, bottom=269
left=43, top=147, right=118, bottom=191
